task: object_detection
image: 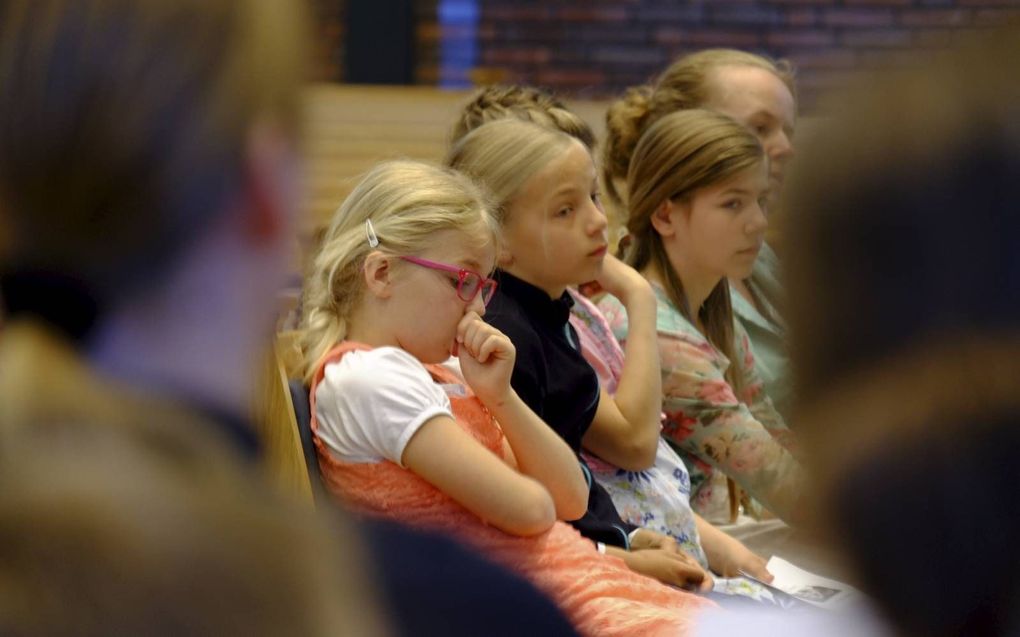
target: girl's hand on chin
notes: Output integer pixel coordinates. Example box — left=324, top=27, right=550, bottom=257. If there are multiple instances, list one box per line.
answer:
left=456, top=312, right=516, bottom=407
left=595, top=254, right=654, bottom=304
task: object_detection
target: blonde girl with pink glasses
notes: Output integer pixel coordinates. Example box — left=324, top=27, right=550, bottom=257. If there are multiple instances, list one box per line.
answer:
left=300, top=159, right=715, bottom=637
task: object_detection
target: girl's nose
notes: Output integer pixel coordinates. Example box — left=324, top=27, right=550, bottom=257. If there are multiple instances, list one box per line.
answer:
left=769, top=131, right=794, bottom=162
left=468, top=290, right=486, bottom=317
left=746, top=201, right=769, bottom=235
left=588, top=202, right=608, bottom=235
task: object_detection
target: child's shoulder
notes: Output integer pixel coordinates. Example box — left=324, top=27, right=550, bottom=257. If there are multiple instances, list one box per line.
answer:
left=321, top=346, right=433, bottom=393
left=646, top=285, right=702, bottom=337
left=326, top=344, right=424, bottom=369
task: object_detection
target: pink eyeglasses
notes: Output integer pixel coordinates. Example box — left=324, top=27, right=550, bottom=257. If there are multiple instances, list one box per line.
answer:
left=399, top=256, right=498, bottom=307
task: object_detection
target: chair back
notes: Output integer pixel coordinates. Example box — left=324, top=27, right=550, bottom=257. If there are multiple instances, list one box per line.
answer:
left=251, top=332, right=314, bottom=505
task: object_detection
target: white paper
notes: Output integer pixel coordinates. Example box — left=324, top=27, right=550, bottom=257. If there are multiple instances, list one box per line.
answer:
left=765, top=556, right=864, bottom=610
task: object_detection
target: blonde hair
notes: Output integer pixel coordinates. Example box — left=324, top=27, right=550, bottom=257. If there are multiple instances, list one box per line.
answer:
left=445, top=118, right=579, bottom=225
left=450, top=85, right=596, bottom=151
left=624, top=109, right=765, bottom=393
left=604, top=48, right=794, bottom=210
left=299, top=160, right=497, bottom=380
left=0, top=415, right=383, bottom=636
left=0, top=0, right=308, bottom=303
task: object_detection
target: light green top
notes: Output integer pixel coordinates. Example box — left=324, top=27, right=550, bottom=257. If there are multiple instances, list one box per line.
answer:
left=729, top=242, right=793, bottom=422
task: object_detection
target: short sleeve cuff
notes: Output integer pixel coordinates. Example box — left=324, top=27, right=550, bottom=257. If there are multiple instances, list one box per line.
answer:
left=393, top=403, right=453, bottom=467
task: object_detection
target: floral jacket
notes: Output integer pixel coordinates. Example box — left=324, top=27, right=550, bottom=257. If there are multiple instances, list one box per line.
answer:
left=598, top=284, right=804, bottom=525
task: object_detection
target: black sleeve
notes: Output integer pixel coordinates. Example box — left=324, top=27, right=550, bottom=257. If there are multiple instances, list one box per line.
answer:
left=568, top=458, right=639, bottom=548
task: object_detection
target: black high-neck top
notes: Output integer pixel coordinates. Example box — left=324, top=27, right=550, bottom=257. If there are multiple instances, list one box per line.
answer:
left=485, top=271, right=599, bottom=448
left=485, top=270, right=636, bottom=547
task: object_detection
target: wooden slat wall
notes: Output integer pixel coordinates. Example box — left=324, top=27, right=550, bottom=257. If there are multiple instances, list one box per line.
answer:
left=300, top=83, right=610, bottom=241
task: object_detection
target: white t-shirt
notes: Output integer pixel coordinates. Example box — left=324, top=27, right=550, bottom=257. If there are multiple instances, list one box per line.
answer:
left=314, top=347, right=454, bottom=466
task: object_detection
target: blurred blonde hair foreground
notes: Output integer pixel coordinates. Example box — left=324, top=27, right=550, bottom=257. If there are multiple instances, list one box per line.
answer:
left=0, top=0, right=307, bottom=304
left=0, top=413, right=383, bottom=636
left=0, top=0, right=387, bottom=633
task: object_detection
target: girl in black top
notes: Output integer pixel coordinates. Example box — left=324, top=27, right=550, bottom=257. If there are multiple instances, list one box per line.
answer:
left=448, top=117, right=710, bottom=590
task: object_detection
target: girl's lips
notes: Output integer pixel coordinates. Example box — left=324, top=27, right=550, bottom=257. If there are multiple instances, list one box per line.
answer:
left=589, top=245, right=607, bottom=257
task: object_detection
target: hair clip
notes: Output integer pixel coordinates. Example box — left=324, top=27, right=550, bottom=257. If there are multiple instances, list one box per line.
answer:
left=365, top=219, right=379, bottom=248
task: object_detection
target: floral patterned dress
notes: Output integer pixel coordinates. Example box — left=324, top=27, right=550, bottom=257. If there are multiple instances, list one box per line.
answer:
left=569, top=290, right=706, bottom=565
left=597, top=284, right=805, bottom=526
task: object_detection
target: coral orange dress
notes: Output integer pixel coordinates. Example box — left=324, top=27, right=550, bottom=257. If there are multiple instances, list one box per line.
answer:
left=311, top=342, right=714, bottom=637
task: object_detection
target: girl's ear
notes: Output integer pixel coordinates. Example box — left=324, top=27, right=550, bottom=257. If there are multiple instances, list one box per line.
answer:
left=650, top=199, right=682, bottom=238
left=361, top=251, right=393, bottom=299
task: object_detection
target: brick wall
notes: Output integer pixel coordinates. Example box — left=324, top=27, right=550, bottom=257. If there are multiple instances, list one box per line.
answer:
left=466, top=0, right=1020, bottom=110
left=315, top=0, right=1020, bottom=110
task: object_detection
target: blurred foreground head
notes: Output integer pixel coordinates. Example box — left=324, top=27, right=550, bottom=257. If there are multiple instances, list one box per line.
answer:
left=0, top=0, right=307, bottom=339
left=786, top=27, right=1020, bottom=637
left=0, top=2, right=388, bottom=634
left=0, top=418, right=373, bottom=637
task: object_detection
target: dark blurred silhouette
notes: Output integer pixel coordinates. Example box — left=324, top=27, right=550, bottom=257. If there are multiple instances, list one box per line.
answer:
left=785, top=25, right=1020, bottom=637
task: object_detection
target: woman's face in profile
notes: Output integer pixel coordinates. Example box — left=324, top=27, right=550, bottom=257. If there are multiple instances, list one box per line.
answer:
left=704, top=65, right=796, bottom=197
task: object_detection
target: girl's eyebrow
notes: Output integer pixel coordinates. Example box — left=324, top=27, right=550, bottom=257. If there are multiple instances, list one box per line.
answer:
left=719, top=185, right=770, bottom=199
left=453, top=256, right=483, bottom=270
left=550, top=183, right=583, bottom=199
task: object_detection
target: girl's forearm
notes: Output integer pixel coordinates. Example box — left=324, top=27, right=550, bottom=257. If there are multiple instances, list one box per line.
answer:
left=485, top=390, right=589, bottom=521
left=694, top=513, right=729, bottom=568
left=609, top=291, right=662, bottom=453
